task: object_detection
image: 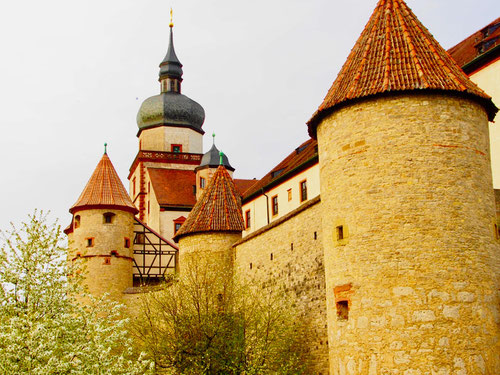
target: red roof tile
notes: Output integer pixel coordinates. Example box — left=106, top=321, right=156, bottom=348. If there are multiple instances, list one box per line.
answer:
left=70, top=153, right=137, bottom=214
left=148, top=168, right=196, bottom=208
left=242, top=138, right=318, bottom=201
left=308, top=0, right=497, bottom=136
left=174, top=165, right=244, bottom=241
left=448, top=17, right=500, bottom=70
left=234, top=179, right=258, bottom=196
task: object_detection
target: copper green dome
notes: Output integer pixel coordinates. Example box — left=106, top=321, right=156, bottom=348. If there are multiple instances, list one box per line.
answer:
left=137, top=23, right=205, bottom=136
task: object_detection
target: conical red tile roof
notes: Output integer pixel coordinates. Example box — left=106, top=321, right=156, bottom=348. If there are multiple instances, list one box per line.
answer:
left=174, top=165, right=244, bottom=241
left=308, top=0, right=497, bottom=136
left=70, top=153, right=138, bottom=214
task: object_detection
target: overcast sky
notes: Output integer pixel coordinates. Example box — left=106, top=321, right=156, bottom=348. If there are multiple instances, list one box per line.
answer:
left=0, top=0, right=498, bottom=231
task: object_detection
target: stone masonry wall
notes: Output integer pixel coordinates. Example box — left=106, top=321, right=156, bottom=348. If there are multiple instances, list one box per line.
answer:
left=317, top=93, right=500, bottom=374
left=234, top=198, right=329, bottom=374
left=69, top=209, right=134, bottom=302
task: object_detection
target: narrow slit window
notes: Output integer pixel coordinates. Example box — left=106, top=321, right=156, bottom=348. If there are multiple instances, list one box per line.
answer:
left=336, top=300, right=349, bottom=320
left=336, top=225, right=344, bottom=240
left=124, top=237, right=130, bottom=248
left=86, top=238, right=94, bottom=247
left=270, top=253, right=273, bottom=261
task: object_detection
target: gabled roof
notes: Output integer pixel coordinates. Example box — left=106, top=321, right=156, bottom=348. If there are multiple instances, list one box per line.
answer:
left=174, top=165, right=244, bottom=241
left=308, top=0, right=497, bottom=136
left=148, top=168, right=196, bottom=208
left=242, top=138, right=318, bottom=202
left=448, top=17, right=500, bottom=72
left=70, top=153, right=138, bottom=214
left=234, top=179, right=258, bottom=196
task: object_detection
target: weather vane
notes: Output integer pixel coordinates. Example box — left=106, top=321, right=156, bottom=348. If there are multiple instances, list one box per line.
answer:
left=169, top=8, right=174, bottom=28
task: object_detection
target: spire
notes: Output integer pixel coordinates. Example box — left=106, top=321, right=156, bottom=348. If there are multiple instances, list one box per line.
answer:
left=159, top=10, right=183, bottom=84
left=173, top=165, right=244, bottom=241
left=307, top=0, right=498, bottom=136
left=70, top=153, right=138, bottom=214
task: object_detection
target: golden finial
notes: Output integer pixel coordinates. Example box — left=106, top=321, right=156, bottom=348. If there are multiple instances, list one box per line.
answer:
left=169, top=8, right=174, bottom=28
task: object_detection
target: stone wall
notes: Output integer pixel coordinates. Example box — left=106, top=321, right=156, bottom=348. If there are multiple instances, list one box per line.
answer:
left=234, top=197, right=329, bottom=374
left=69, top=209, right=134, bottom=302
left=317, top=92, right=500, bottom=374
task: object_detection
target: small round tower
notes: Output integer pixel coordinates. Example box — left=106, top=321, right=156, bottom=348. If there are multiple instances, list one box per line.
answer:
left=308, top=0, right=499, bottom=373
left=66, top=148, right=138, bottom=302
left=174, top=155, right=244, bottom=273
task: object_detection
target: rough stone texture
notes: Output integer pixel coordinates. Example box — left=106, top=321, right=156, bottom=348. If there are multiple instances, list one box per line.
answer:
left=234, top=200, right=329, bottom=374
left=68, top=209, right=134, bottom=302
left=316, top=92, right=500, bottom=374
left=178, top=232, right=241, bottom=272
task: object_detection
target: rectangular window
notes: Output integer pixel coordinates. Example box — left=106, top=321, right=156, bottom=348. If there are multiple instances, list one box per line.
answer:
left=124, top=237, right=130, bottom=248
left=336, top=225, right=344, bottom=240
left=245, top=210, right=251, bottom=229
left=175, top=222, right=182, bottom=233
left=200, top=177, right=206, bottom=189
left=272, top=195, right=278, bottom=216
left=300, top=180, right=307, bottom=202
left=171, top=144, right=182, bottom=153
left=287, top=188, right=292, bottom=201
left=86, top=238, right=94, bottom=247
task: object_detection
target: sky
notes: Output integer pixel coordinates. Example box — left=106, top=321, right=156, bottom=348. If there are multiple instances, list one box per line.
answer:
left=0, top=0, right=498, bottom=231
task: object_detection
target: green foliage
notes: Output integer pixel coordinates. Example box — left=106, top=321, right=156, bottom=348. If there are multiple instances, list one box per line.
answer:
left=0, top=211, right=152, bottom=374
left=133, top=256, right=308, bottom=374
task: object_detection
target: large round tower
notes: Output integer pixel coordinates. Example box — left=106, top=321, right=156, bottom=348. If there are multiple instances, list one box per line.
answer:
left=66, top=149, right=138, bottom=302
left=308, top=0, right=499, bottom=374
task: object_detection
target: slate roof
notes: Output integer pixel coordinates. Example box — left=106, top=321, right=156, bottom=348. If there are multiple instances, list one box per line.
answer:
left=197, top=144, right=235, bottom=171
left=308, top=0, right=497, bottom=136
left=242, top=138, right=318, bottom=202
left=148, top=168, right=196, bottom=208
left=448, top=17, right=500, bottom=71
left=174, top=165, right=244, bottom=241
left=70, top=153, right=138, bottom=214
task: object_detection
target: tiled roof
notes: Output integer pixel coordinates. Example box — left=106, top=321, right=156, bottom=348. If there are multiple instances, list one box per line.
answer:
left=148, top=168, right=196, bottom=208
left=234, top=179, right=258, bottom=196
left=308, top=0, right=497, bottom=136
left=242, top=138, right=318, bottom=202
left=448, top=17, right=500, bottom=70
left=70, top=153, right=138, bottom=214
left=174, top=165, right=244, bottom=241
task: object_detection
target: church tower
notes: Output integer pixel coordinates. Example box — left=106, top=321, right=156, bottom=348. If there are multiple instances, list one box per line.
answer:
left=308, top=0, right=499, bottom=373
left=66, top=149, right=138, bottom=301
left=174, top=158, right=245, bottom=273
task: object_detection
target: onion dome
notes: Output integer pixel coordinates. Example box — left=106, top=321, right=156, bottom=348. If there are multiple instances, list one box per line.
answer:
left=307, top=0, right=498, bottom=137
left=70, top=148, right=138, bottom=215
left=174, top=163, right=244, bottom=242
left=196, top=139, right=235, bottom=172
left=137, top=21, right=205, bottom=136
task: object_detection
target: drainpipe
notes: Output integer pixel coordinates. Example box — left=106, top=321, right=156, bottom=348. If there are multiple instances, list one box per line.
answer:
left=261, top=188, right=270, bottom=225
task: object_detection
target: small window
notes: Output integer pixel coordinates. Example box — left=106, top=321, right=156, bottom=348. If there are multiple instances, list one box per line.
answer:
left=336, top=225, right=344, bottom=240
left=272, top=195, right=278, bottom=216
left=86, top=238, right=94, bottom=247
left=314, top=231, right=317, bottom=240
left=103, top=212, right=115, bottom=224
left=291, top=243, right=293, bottom=250
left=74, top=215, right=81, bottom=229
left=171, top=144, right=182, bottom=153
left=249, top=263, right=253, bottom=270
left=245, top=210, right=251, bottom=229
left=175, top=222, right=182, bottom=233
left=124, top=237, right=130, bottom=248
left=336, top=300, right=349, bottom=320
left=300, top=180, right=307, bottom=202
left=200, top=177, right=206, bottom=189
left=148, top=182, right=150, bottom=193
left=136, top=233, right=145, bottom=244
left=103, top=257, right=111, bottom=265
left=270, top=253, right=273, bottom=261
left=287, top=189, right=292, bottom=201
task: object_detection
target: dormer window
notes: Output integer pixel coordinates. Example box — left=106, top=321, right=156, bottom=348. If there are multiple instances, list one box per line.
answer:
left=103, top=212, right=115, bottom=224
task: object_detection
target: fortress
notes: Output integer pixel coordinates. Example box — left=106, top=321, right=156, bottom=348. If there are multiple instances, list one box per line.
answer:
left=65, top=1, right=500, bottom=374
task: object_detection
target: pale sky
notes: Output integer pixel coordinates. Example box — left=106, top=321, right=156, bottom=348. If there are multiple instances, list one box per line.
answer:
left=0, top=0, right=498, bottom=231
